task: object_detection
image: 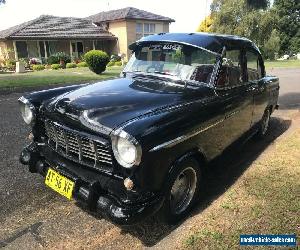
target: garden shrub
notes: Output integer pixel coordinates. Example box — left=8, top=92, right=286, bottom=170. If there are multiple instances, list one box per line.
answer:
left=107, top=61, right=115, bottom=67
left=32, top=65, right=45, bottom=71
left=77, top=62, right=88, bottom=67
left=110, top=54, right=121, bottom=62
left=114, top=61, right=122, bottom=66
left=51, top=64, right=61, bottom=70
left=84, top=50, right=109, bottom=74
left=5, top=59, right=16, bottom=71
left=66, top=63, right=77, bottom=69
left=47, top=52, right=71, bottom=65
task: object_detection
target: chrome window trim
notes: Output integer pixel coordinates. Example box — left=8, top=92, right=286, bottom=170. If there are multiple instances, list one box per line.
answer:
left=149, top=118, right=225, bottom=152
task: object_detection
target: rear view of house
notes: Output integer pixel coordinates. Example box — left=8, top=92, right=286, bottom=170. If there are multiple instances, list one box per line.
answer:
left=0, top=7, right=174, bottom=65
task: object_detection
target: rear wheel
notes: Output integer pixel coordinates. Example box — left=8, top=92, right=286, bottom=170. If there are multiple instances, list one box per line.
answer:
left=256, top=108, right=270, bottom=139
left=160, top=157, right=201, bottom=224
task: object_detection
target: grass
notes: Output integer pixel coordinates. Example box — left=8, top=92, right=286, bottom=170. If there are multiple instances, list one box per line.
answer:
left=0, top=60, right=298, bottom=89
left=184, top=129, right=300, bottom=249
left=0, top=66, right=123, bottom=89
left=264, top=60, right=300, bottom=69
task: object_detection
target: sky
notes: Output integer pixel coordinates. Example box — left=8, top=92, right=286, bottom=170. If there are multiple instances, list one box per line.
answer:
left=0, top=0, right=212, bottom=32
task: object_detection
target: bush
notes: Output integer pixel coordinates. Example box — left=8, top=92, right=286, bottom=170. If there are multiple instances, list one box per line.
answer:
left=114, top=61, right=122, bottom=66
left=47, top=52, right=71, bottom=65
left=51, top=64, right=61, bottom=70
left=66, top=63, right=77, bottom=69
left=84, top=50, right=109, bottom=74
left=107, top=61, right=115, bottom=67
left=5, top=59, right=16, bottom=71
left=32, top=65, right=45, bottom=71
left=77, top=62, right=88, bottom=68
left=110, top=54, right=121, bottom=62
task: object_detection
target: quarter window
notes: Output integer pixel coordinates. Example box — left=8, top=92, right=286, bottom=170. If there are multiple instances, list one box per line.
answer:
left=246, top=51, right=262, bottom=81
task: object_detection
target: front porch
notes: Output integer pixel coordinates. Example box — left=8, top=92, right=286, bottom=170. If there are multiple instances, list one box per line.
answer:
left=12, top=39, right=117, bottom=61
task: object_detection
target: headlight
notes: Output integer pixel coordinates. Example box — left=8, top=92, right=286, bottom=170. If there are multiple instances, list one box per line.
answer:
left=111, top=130, right=142, bottom=168
left=18, top=96, right=35, bottom=125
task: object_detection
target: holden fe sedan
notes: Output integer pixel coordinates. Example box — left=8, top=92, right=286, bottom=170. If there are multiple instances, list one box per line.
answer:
left=18, top=33, right=279, bottom=225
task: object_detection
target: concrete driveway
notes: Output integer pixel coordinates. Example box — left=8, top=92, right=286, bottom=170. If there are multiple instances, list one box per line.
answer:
left=0, top=68, right=299, bottom=249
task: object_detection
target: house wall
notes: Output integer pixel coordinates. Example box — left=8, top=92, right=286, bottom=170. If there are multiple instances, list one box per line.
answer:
left=108, top=21, right=128, bottom=59
left=108, top=20, right=171, bottom=61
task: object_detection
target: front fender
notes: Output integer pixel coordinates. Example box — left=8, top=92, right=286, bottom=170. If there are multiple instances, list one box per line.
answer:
left=23, top=83, right=88, bottom=107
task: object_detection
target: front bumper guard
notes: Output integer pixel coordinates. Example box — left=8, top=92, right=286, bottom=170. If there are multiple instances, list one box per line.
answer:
left=20, top=144, right=164, bottom=225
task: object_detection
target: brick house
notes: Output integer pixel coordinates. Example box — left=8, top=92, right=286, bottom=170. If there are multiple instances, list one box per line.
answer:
left=0, top=7, right=174, bottom=65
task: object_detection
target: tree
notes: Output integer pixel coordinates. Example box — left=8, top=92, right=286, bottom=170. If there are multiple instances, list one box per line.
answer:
left=0, top=0, right=6, bottom=4
left=210, top=0, right=278, bottom=53
left=196, top=15, right=213, bottom=32
left=246, top=0, right=269, bottom=9
left=263, top=29, right=281, bottom=59
left=273, top=0, right=300, bottom=54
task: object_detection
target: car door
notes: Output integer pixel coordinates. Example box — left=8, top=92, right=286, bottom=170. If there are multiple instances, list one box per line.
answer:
left=216, top=49, right=254, bottom=148
left=245, top=50, right=268, bottom=126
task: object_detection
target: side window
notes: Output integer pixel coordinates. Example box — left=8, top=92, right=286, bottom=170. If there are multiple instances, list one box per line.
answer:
left=217, top=50, right=243, bottom=88
left=246, top=50, right=262, bottom=81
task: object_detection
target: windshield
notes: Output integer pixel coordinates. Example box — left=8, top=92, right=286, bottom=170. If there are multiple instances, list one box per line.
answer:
left=124, top=42, right=218, bottom=84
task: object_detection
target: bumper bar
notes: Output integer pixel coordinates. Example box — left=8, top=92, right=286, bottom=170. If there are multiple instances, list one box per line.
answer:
left=20, top=144, right=164, bottom=225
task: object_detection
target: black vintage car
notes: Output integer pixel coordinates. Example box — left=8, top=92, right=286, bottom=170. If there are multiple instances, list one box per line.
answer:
left=19, top=33, right=279, bottom=225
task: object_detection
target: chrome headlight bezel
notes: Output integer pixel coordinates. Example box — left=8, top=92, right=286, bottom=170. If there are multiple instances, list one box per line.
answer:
left=18, top=96, right=36, bottom=125
left=111, top=129, right=142, bottom=168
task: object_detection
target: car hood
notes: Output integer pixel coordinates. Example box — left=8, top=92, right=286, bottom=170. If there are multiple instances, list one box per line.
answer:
left=46, top=77, right=196, bottom=132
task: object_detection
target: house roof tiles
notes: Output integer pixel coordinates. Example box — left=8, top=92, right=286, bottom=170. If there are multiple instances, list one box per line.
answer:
left=0, top=15, right=116, bottom=40
left=88, top=7, right=175, bottom=23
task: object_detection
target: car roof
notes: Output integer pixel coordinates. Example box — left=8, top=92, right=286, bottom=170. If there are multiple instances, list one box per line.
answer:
left=129, top=32, right=260, bottom=55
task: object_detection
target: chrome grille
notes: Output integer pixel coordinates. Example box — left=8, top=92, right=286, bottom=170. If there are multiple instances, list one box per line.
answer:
left=45, top=120, right=113, bottom=170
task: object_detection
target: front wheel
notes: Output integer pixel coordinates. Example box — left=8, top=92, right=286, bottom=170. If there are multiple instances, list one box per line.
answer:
left=160, top=157, right=202, bottom=224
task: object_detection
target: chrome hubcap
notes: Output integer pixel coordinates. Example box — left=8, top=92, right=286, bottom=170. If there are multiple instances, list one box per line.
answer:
left=262, top=111, right=270, bottom=135
left=170, top=167, right=197, bottom=215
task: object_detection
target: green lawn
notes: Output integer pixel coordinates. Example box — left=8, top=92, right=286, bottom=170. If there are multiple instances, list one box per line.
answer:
left=183, top=128, right=300, bottom=249
left=264, top=59, right=300, bottom=69
left=0, top=66, right=123, bottom=89
left=0, top=61, right=298, bottom=89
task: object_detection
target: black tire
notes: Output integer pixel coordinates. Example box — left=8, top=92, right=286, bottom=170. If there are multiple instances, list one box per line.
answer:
left=256, top=108, right=271, bottom=139
left=160, top=157, right=202, bottom=224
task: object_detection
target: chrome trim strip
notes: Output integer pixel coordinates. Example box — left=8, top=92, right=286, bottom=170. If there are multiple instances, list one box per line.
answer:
left=225, top=109, right=240, bottom=119
left=79, top=110, right=113, bottom=136
left=150, top=119, right=225, bottom=152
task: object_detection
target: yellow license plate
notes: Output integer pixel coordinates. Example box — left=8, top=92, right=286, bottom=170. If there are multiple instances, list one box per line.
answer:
left=45, top=168, right=75, bottom=200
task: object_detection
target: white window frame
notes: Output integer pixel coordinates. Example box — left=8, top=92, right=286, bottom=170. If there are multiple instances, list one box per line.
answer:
left=136, top=22, right=156, bottom=40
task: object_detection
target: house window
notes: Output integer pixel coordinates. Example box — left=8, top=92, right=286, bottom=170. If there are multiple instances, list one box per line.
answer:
left=39, top=41, right=45, bottom=57
left=71, top=41, right=84, bottom=58
left=144, top=23, right=155, bottom=33
left=136, top=23, right=143, bottom=33
left=16, top=41, right=28, bottom=58
left=136, top=22, right=156, bottom=40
